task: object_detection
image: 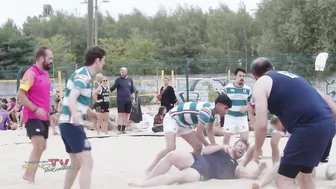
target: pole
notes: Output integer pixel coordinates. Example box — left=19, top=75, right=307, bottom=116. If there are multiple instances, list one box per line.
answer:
left=94, top=0, right=98, bottom=45
left=244, top=28, right=248, bottom=72
left=186, top=59, right=192, bottom=102
left=87, top=0, right=94, bottom=47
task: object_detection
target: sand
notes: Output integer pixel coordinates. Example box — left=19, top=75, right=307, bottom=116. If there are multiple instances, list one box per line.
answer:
left=1, top=126, right=336, bottom=188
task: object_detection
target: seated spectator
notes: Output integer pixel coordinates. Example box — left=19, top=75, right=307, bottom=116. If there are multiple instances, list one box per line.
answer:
left=15, top=100, right=23, bottom=127
left=7, top=97, right=17, bottom=122
left=152, top=106, right=166, bottom=133
left=0, top=104, right=12, bottom=130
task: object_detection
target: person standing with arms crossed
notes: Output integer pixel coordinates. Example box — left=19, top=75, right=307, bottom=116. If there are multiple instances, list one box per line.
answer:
left=110, top=67, right=135, bottom=134
left=251, top=57, right=336, bottom=189
left=222, top=68, right=253, bottom=145
left=18, top=47, right=58, bottom=183
left=58, top=46, right=105, bottom=189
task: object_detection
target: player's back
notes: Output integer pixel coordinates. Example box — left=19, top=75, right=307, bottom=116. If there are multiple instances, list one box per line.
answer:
left=266, top=71, right=332, bottom=132
left=169, top=101, right=213, bottom=126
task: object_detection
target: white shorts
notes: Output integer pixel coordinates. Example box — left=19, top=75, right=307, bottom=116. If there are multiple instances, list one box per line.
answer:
left=163, top=113, right=194, bottom=136
left=223, top=115, right=249, bottom=134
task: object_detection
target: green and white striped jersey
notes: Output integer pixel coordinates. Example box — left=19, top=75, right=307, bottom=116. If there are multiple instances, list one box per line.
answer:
left=169, top=101, right=215, bottom=128
left=223, top=83, right=252, bottom=117
left=59, top=67, right=93, bottom=123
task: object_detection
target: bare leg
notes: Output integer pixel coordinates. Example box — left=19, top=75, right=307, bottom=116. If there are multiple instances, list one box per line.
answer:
left=223, top=132, right=232, bottom=145
left=243, top=145, right=255, bottom=167
left=77, top=151, right=93, bottom=189
left=252, top=162, right=280, bottom=189
left=23, top=136, right=46, bottom=183
left=147, top=150, right=195, bottom=179
left=270, top=132, right=281, bottom=165
left=297, top=172, right=316, bottom=189
left=275, top=174, right=297, bottom=189
left=103, top=112, right=109, bottom=134
left=129, top=168, right=200, bottom=188
left=145, top=132, right=176, bottom=176
left=239, top=131, right=249, bottom=141
left=63, top=153, right=81, bottom=189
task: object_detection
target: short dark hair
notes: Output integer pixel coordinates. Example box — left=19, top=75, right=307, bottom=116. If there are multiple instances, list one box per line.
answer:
left=84, top=46, right=106, bottom=66
left=10, top=97, right=16, bottom=102
left=1, top=99, right=8, bottom=104
left=158, top=106, right=166, bottom=115
left=234, top=68, right=246, bottom=75
left=251, top=57, right=274, bottom=77
left=215, top=93, right=232, bottom=108
left=1, top=104, right=7, bottom=110
left=234, top=139, right=250, bottom=149
left=35, top=47, right=49, bottom=61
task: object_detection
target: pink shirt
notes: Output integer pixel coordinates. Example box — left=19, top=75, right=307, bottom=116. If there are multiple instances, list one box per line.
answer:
left=22, top=64, right=51, bottom=123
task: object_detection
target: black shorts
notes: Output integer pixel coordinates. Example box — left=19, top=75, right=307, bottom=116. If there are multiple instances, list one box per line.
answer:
left=190, top=155, right=212, bottom=181
left=25, top=119, right=50, bottom=139
left=117, top=100, right=132, bottom=113
left=98, top=102, right=109, bottom=113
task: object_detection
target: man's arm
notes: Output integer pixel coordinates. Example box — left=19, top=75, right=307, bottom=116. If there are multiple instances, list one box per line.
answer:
left=201, top=145, right=226, bottom=155
left=206, top=123, right=216, bottom=145
left=17, top=71, right=38, bottom=111
left=130, top=78, right=135, bottom=100
left=235, top=162, right=267, bottom=179
left=196, top=107, right=215, bottom=146
left=195, top=121, right=209, bottom=146
left=253, top=77, right=270, bottom=154
left=109, top=78, right=119, bottom=93
left=317, top=90, right=336, bottom=119
left=68, top=75, right=90, bottom=115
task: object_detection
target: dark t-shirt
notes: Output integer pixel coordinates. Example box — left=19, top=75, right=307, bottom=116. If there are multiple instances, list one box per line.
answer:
left=110, top=77, right=135, bottom=101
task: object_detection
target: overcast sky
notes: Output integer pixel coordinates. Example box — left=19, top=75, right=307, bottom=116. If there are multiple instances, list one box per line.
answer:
left=0, top=0, right=261, bottom=27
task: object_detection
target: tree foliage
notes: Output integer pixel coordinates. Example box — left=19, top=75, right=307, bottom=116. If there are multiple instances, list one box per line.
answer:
left=1, top=1, right=336, bottom=78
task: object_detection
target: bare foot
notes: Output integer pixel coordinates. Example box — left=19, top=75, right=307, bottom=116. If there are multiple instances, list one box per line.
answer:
left=23, top=174, right=35, bottom=184
left=251, top=183, right=260, bottom=189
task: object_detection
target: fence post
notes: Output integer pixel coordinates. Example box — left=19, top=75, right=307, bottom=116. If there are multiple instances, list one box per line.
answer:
left=171, top=70, right=175, bottom=88
left=58, top=71, right=62, bottom=98
left=186, top=59, right=193, bottom=102
left=16, top=67, right=26, bottom=92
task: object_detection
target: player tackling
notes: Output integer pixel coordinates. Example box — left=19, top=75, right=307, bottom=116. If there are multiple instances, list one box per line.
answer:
left=251, top=57, right=336, bottom=189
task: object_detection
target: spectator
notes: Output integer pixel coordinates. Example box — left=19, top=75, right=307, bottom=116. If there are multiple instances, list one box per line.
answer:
left=152, top=106, right=166, bottom=133
left=0, top=104, right=11, bottom=130
left=157, top=77, right=177, bottom=112
left=110, top=67, right=135, bottom=134
left=7, top=97, right=17, bottom=122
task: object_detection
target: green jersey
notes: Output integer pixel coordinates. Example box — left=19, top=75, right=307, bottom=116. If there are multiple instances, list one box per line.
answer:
left=59, top=67, right=93, bottom=124
left=170, top=102, right=216, bottom=128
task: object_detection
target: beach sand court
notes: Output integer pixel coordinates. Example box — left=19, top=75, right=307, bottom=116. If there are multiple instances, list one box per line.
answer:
left=1, top=130, right=336, bottom=189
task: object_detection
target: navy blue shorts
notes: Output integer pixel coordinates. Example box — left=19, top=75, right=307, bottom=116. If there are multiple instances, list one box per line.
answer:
left=59, top=123, right=92, bottom=154
left=190, top=154, right=213, bottom=181
left=281, top=119, right=336, bottom=167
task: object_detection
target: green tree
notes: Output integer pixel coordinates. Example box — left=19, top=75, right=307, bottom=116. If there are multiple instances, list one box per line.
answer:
left=36, top=35, right=76, bottom=72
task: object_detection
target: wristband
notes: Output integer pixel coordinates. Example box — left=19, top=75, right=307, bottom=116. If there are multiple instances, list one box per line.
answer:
left=33, top=107, right=39, bottom=112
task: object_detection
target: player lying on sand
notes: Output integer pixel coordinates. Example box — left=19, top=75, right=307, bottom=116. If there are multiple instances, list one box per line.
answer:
left=130, top=139, right=267, bottom=187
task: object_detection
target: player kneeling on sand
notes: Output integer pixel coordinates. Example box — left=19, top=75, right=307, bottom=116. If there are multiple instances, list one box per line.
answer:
left=130, top=139, right=267, bottom=187
left=145, top=93, right=232, bottom=174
